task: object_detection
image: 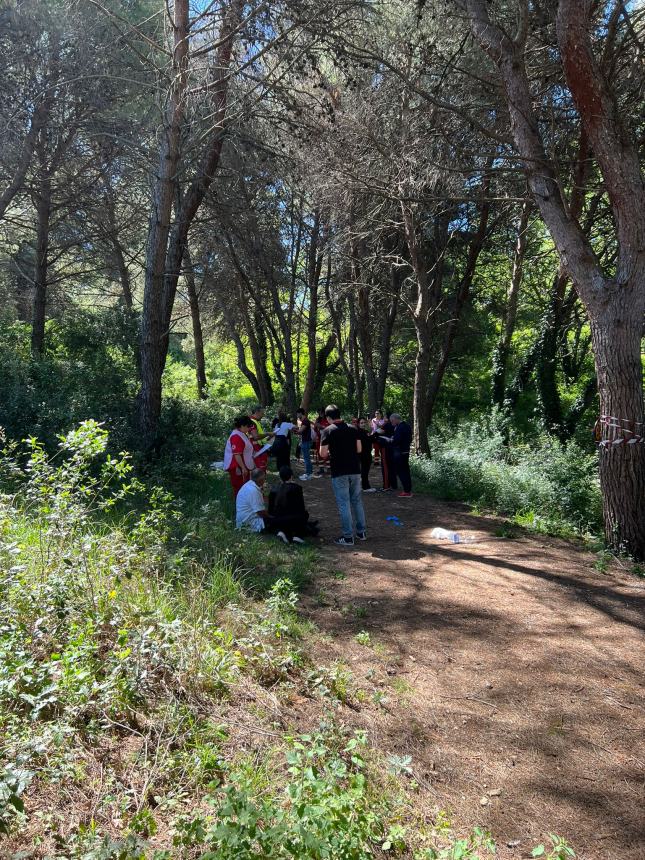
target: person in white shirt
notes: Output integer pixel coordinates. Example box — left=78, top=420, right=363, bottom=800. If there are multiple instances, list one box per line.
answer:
left=235, top=469, right=268, bottom=533
left=235, top=468, right=292, bottom=544
left=271, top=412, right=297, bottom=470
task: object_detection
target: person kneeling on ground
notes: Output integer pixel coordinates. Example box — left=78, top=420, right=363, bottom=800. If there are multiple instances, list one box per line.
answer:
left=236, top=468, right=317, bottom=545
left=235, top=467, right=272, bottom=533
left=269, top=466, right=319, bottom=543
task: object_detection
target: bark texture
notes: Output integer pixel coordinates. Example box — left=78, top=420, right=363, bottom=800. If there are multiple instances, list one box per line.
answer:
left=183, top=249, right=207, bottom=400
left=466, top=0, right=645, bottom=557
left=491, top=200, right=530, bottom=409
left=138, top=0, right=243, bottom=439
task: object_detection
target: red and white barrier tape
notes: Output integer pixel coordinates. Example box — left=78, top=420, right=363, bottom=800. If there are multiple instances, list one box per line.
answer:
left=594, top=415, right=644, bottom=448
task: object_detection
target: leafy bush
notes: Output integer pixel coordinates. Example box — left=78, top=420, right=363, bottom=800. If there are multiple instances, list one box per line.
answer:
left=172, top=727, right=386, bottom=859
left=0, top=313, right=138, bottom=450
left=413, top=416, right=602, bottom=535
left=0, top=422, right=335, bottom=850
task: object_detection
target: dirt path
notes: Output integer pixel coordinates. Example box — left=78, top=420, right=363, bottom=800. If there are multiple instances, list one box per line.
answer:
left=295, top=468, right=645, bottom=859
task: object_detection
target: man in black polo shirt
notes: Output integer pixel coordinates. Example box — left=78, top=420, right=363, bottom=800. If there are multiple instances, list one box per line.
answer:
left=319, top=405, right=367, bottom=546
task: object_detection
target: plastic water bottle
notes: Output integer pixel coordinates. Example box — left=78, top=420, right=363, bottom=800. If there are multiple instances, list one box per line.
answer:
left=430, top=527, right=461, bottom=543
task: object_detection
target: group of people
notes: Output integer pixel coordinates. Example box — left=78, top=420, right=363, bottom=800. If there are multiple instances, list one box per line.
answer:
left=225, top=404, right=413, bottom=546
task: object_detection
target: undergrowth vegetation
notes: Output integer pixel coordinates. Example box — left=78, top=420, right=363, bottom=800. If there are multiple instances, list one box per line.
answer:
left=412, top=417, right=602, bottom=537
left=0, top=419, right=580, bottom=859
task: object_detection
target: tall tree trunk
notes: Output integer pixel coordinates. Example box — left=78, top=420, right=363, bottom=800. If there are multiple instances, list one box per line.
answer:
left=561, top=377, right=597, bottom=442
left=30, top=172, right=51, bottom=357
left=223, top=237, right=275, bottom=406
left=138, top=0, right=190, bottom=439
left=401, top=198, right=442, bottom=455
left=103, top=181, right=133, bottom=310
left=350, top=240, right=378, bottom=415
left=467, top=0, right=645, bottom=557
left=183, top=248, right=207, bottom=399
left=312, top=334, right=338, bottom=403
left=592, top=307, right=645, bottom=552
left=492, top=199, right=530, bottom=408
left=356, top=282, right=378, bottom=416
left=281, top=351, right=299, bottom=416
left=158, top=1, right=243, bottom=373
left=301, top=215, right=325, bottom=412
left=535, top=272, right=569, bottom=434
left=348, top=295, right=364, bottom=415
left=376, top=267, right=402, bottom=410
left=220, top=303, right=263, bottom=402
left=113, top=241, right=133, bottom=310
left=139, top=0, right=243, bottom=439
left=249, top=313, right=274, bottom=406
left=427, top=176, right=491, bottom=429
left=0, top=102, right=45, bottom=222
left=412, top=326, right=431, bottom=454
left=325, top=279, right=354, bottom=404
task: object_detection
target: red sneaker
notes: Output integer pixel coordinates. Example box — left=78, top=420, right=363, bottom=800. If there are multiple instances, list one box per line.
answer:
left=398, top=491, right=413, bottom=497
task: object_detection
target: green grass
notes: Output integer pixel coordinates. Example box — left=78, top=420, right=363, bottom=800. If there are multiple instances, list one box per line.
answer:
left=0, top=421, right=576, bottom=858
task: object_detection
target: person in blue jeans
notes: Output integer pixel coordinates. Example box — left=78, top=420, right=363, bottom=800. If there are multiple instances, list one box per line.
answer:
left=319, top=405, right=367, bottom=547
left=296, top=408, right=314, bottom=480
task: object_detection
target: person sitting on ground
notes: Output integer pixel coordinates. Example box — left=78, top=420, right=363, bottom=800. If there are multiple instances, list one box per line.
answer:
left=235, top=468, right=272, bottom=533
left=268, top=466, right=319, bottom=542
left=236, top=467, right=305, bottom=545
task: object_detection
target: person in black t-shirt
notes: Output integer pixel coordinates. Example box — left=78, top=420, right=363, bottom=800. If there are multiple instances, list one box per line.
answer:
left=319, top=405, right=367, bottom=547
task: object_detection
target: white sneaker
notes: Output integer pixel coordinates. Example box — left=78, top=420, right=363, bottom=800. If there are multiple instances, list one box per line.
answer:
left=292, top=536, right=306, bottom=544
left=363, top=488, right=377, bottom=493
left=276, top=531, right=289, bottom=544
left=299, top=474, right=310, bottom=481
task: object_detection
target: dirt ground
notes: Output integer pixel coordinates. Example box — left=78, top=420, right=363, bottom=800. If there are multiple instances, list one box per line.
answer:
left=296, top=466, right=645, bottom=860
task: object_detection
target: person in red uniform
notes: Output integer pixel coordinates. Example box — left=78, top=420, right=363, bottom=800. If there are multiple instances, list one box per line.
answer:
left=252, top=437, right=270, bottom=471
left=224, top=416, right=255, bottom=498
